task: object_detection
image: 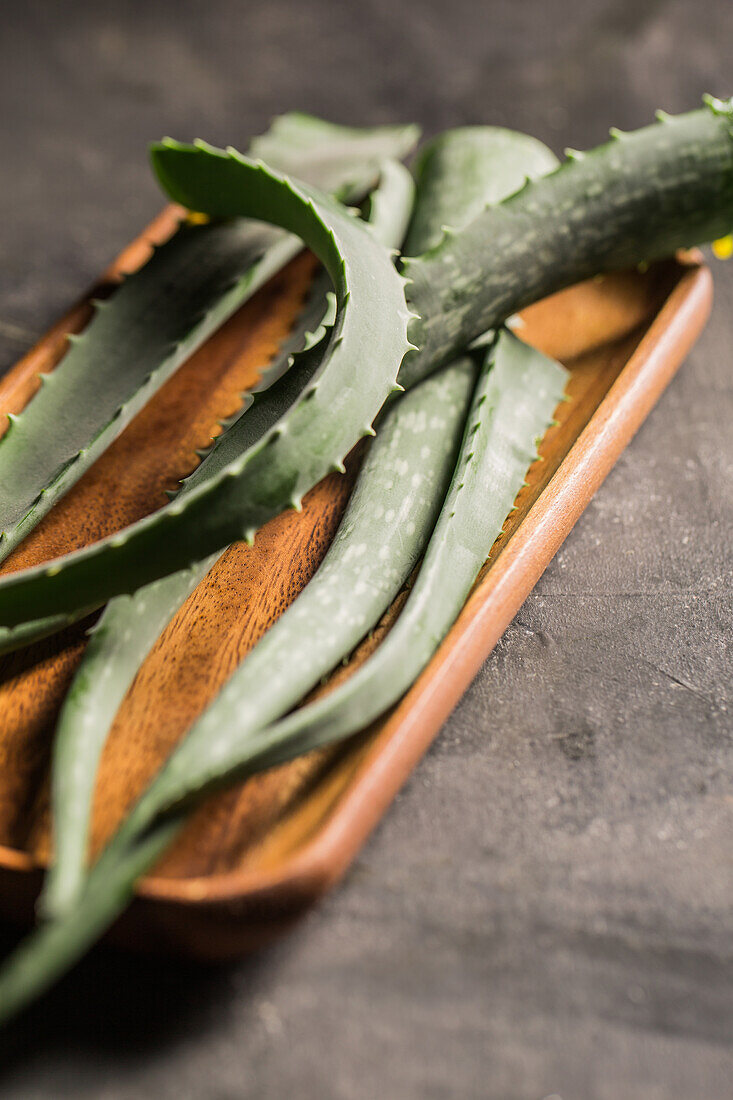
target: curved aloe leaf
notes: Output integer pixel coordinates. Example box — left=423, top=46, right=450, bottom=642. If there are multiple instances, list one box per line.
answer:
left=0, top=154, right=414, bottom=627
left=0, top=115, right=418, bottom=563
left=250, top=112, right=420, bottom=202
left=40, top=161, right=415, bottom=918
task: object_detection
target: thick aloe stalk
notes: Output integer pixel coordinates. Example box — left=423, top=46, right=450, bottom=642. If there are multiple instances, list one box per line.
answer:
left=40, top=161, right=416, bottom=919
left=0, top=99, right=730, bottom=627
left=402, top=97, right=733, bottom=383
left=0, top=116, right=418, bottom=562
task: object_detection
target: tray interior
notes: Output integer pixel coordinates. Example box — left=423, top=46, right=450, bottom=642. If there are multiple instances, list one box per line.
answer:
left=0, top=245, right=681, bottom=887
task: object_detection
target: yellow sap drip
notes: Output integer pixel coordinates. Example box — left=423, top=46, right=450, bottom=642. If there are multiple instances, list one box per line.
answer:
left=186, top=211, right=210, bottom=226
left=712, top=235, right=733, bottom=260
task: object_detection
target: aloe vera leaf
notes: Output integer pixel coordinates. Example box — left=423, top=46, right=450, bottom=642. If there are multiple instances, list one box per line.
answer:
left=0, top=221, right=293, bottom=563
left=0, top=330, right=568, bottom=1025
left=251, top=113, right=421, bottom=202
left=0, top=157, right=414, bottom=629
left=46, top=359, right=474, bottom=920
left=90, top=129, right=559, bottom=855
left=401, top=97, right=733, bottom=385
left=404, top=126, right=558, bottom=254
left=123, top=329, right=568, bottom=817
left=0, top=279, right=337, bottom=660
left=0, top=126, right=561, bottom=1015
left=40, top=163, right=416, bottom=919
left=0, top=285, right=336, bottom=661
left=0, top=118, right=418, bottom=564
left=41, top=130, right=551, bottom=919
left=18, top=125, right=556, bottom=965
left=0, top=97, right=729, bottom=629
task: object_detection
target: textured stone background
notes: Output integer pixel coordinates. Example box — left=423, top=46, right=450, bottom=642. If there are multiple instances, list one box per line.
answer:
left=0, top=1, right=731, bottom=1097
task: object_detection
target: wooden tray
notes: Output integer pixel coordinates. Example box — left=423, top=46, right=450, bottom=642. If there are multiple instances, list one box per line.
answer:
left=0, top=207, right=712, bottom=958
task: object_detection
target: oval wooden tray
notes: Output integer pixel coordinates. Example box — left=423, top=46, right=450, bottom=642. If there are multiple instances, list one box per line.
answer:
left=0, top=208, right=712, bottom=958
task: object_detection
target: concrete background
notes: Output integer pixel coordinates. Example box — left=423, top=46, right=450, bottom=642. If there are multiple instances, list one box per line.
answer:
left=0, top=1, right=731, bottom=1096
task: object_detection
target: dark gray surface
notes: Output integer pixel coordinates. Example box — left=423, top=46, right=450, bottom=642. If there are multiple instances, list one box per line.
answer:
left=0, top=1, right=732, bottom=1096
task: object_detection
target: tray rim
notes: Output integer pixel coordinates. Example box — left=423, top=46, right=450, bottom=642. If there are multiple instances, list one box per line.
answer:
left=0, top=236, right=712, bottom=913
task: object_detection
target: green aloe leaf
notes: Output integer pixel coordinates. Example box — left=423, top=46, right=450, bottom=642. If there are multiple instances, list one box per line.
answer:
left=0, top=115, right=418, bottom=563
left=40, top=160, right=416, bottom=919
left=0, top=99, right=730, bottom=623
left=402, top=97, right=733, bottom=383
left=41, top=127, right=556, bottom=919
left=0, top=151, right=414, bottom=627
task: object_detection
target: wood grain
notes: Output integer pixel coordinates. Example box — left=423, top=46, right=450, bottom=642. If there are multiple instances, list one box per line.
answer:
left=0, top=209, right=711, bottom=954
